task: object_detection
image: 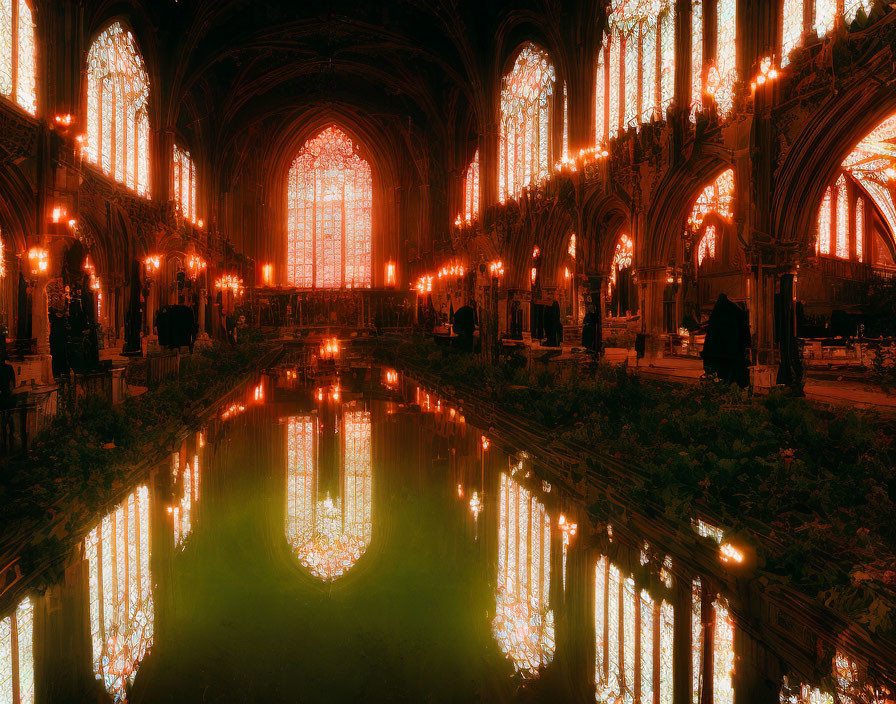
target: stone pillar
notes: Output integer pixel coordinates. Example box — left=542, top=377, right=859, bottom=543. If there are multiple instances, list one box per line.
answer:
left=733, top=623, right=783, bottom=704
left=197, top=287, right=208, bottom=338
left=672, top=573, right=692, bottom=704
left=776, top=269, right=804, bottom=395
left=35, top=548, right=96, bottom=702
left=559, top=536, right=596, bottom=703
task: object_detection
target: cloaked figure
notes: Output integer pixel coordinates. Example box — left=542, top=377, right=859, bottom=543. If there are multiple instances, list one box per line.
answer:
left=701, top=293, right=751, bottom=388
left=452, top=302, right=476, bottom=353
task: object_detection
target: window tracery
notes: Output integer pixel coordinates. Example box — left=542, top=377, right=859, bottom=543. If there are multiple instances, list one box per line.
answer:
left=817, top=187, right=833, bottom=255
left=691, top=0, right=703, bottom=119
left=499, top=43, right=556, bottom=202
left=598, top=0, right=675, bottom=140
left=698, top=225, right=717, bottom=265
left=286, top=127, right=372, bottom=289
left=173, top=144, right=198, bottom=223
left=689, top=169, right=735, bottom=230
left=0, top=0, right=36, bottom=115
left=172, top=443, right=201, bottom=549
left=462, top=149, right=479, bottom=224
left=86, top=486, right=153, bottom=702
left=836, top=175, right=850, bottom=259
left=609, top=232, right=634, bottom=296
left=781, top=0, right=804, bottom=65
left=594, top=555, right=674, bottom=704
left=714, top=0, right=737, bottom=116
left=0, top=597, right=33, bottom=704
left=86, top=23, right=151, bottom=197
left=493, top=472, right=554, bottom=675
left=285, top=411, right=372, bottom=582
left=855, top=197, right=864, bottom=262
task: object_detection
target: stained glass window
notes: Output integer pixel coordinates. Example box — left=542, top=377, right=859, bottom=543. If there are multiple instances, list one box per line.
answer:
left=843, top=0, right=873, bottom=25
left=691, top=0, right=703, bottom=120
left=713, top=598, right=735, bottom=704
left=595, top=557, right=607, bottom=690
left=562, top=82, right=569, bottom=160
left=610, top=232, right=634, bottom=294
left=855, top=197, right=864, bottom=262
left=172, top=440, right=201, bottom=549
left=595, top=52, right=606, bottom=142
left=499, top=43, right=556, bottom=202
left=607, top=564, right=621, bottom=697
left=689, top=168, right=735, bottom=235
left=0, top=597, right=34, bottom=704
left=641, top=590, right=655, bottom=703
left=86, top=486, right=153, bottom=703
left=493, top=472, right=554, bottom=676
left=692, top=579, right=703, bottom=704
left=462, top=149, right=480, bottom=224
left=714, top=0, right=737, bottom=117
left=814, top=0, right=837, bottom=36
left=781, top=0, right=804, bottom=65
left=698, top=225, right=717, bottom=265
left=836, top=175, right=849, bottom=259
left=568, top=233, right=576, bottom=258
left=172, top=144, right=198, bottom=223
left=660, top=600, right=674, bottom=704
left=86, top=23, right=151, bottom=197
left=598, top=1, right=675, bottom=139
left=285, top=411, right=372, bottom=581
left=594, top=554, right=675, bottom=704
left=287, top=127, right=372, bottom=289
left=0, top=0, right=36, bottom=115
left=779, top=679, right=834, bottom=704
left=817, top=186, right=832, bottom=255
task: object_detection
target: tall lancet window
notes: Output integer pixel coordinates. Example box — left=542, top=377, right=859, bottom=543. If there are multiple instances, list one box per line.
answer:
left=172, top=144, right=198, bottom=223
left=691, top=0, right=737, bottom=119
left=0, top=597, right=34, bottom=704
left=461, top=149, right=480, bottom=224
left=499, top=43, right=556, bottom=203
left=596, top=0, right=675, bottom=142
left=0, top=0, right=36, bottom=114
left=85, top=23, right=151, bottom=196
left=287, top=127, right=372, bottom=289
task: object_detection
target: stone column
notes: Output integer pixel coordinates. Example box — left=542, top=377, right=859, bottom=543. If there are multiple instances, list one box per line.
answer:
left=776, top=268, right=804, bottom=395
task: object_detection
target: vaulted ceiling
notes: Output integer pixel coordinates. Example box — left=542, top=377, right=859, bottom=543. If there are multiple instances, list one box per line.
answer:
left=84, top=0, right=603, bottom=193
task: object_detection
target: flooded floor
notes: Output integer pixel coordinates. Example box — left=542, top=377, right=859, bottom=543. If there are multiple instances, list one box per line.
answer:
left=81, top=367, right=559, bottom=703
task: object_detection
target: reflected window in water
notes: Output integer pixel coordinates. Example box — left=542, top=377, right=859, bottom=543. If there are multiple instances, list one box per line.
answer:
left=595, top=556, right=674, bottom=703
left=0, top=597, right=34, bottom=704
left=86, top=486, right=153, bottom=702
left=285, top=410, right=372, bottom=581
left=172, top=442, right=201, bottom=548
left=492, top=473, right=554, bottom=675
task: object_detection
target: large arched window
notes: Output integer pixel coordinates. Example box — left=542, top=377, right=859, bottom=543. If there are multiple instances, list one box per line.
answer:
left=0, top=0, right=36, bottom=115
left=687, top=169, right=734, bottom=268
left=691, top=0, right=737, bottom=119
left=287, top=126, right=372, bottom=289
left=499, top=43, right=556, bottom=203
left=85, top=22, right=151, bottom=196
left=596, top=0, right=675, bottom=142
left=172, top=144, right=198, bottom=223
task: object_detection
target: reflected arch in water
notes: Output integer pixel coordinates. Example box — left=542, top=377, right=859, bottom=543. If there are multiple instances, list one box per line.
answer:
left=285, top=408, right=372, bottom=581
left=492, top=472, right=555, bottom=675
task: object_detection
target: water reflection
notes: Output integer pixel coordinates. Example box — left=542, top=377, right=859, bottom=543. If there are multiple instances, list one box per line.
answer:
left=285, top=406, right=372, bottom=581
left=492, top=472, right=555, bottom=675
left=86, top=486, right=153, bottom=702
left=0, top=597, right=34, bottom=704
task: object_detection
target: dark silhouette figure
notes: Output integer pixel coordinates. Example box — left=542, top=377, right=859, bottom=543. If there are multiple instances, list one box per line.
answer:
left=701, top=294, right=751, bottom=388
left=452, top=303, right=476, bottom=353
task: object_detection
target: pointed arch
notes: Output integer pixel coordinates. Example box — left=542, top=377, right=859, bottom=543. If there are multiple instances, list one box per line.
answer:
left=85, top=21, right=152, bottom=197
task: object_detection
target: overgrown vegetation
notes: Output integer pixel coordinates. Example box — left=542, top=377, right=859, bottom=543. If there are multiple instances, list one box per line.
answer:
left=377, top=337, right=896, bottom=639
left=0, top=342, right=276, bottom=563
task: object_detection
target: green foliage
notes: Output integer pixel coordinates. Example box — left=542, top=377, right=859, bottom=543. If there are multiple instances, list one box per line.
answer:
left=377, top=337, right=896, bottom=638
left=0, top=342, right=274, bottom=544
